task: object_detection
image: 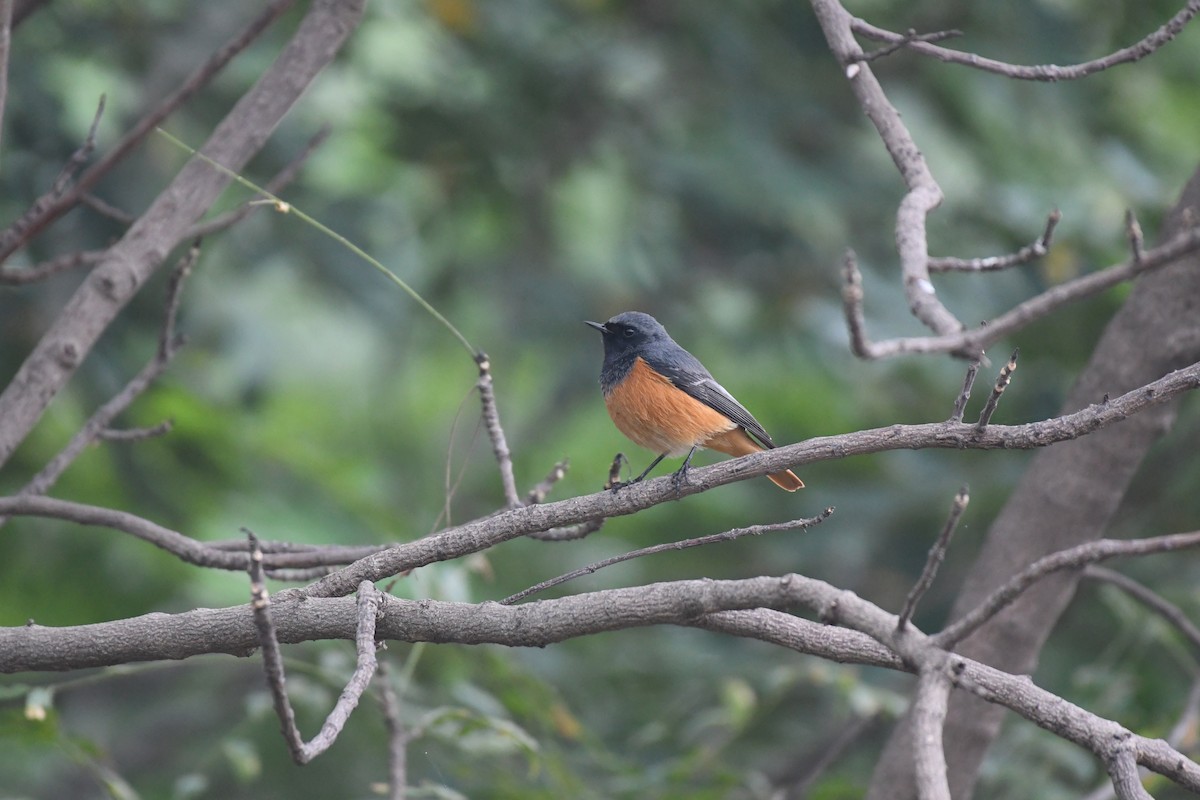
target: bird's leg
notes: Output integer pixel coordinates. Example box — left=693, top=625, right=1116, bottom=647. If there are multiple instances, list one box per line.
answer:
left=610, top=452, right=668, bottom=490
left=671, top=446, right=698, bottom=490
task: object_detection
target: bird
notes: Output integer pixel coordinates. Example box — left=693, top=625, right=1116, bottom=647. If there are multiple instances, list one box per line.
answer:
left=585, top=311, right=803, bottom=491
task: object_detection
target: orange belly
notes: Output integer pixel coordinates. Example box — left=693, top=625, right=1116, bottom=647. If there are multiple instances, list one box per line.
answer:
left=604, top=357, right=805, bottom=491
left=604, top=358, right=735, bottom=456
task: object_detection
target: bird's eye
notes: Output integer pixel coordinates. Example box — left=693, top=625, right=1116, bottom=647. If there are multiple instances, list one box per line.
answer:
left=623, top=328, right=635, bottom=338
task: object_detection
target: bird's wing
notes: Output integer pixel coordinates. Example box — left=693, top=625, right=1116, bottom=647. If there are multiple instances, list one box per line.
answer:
left=647, top=350, right=777, bottom=448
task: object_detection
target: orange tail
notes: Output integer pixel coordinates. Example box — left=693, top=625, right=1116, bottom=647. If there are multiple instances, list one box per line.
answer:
left=704, top=428, right=804, bottom=492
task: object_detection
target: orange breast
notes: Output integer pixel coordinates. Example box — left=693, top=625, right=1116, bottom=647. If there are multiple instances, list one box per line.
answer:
left=604, top=358, right=736, bottom=456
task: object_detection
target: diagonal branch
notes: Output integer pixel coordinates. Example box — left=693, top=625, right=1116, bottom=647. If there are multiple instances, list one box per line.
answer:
left=0, top=243, right=199, bottom=529
left=0, top=0, right=298, bottom=261
left=0, top=0, right=366, bottom=471
left=247, top=531, right=383, bottom=764
left=935, top=531, right=1200, bottom=649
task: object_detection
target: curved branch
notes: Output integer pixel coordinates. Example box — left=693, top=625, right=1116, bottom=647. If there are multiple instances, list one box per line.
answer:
left=935, top=531, right=1200, bottom=649
left=851, top=1, right=1200, bottom=81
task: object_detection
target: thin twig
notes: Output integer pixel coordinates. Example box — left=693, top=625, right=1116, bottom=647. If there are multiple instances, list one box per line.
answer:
left=375, top=658, right=409, bottom=800
left=1126, top=209, right=1146, bottom=265
left=79, top=193, right=135, bottom=224
left=0, top=495, right=389, bottom=570
left=935, top=531, right=1200, bottom=649
left=247, top=529, right=384, bottom=765
left=774, top=712, right=877, bottom=798
left=0, top=0, right=12, bottom=164
left=975, top=349, right=1018, bottom=430
left=0, top=243, right=199, bottom=528
left=603, top=452, right=628, bottom=490
left=898, top=487, right=969, bottom=631
left=525, top=460, right=569, bottom=505
left=929, top=210, right=1061, bottom=273
left=949, top=358, right=982, bottom=423
left=0, top=249, right=106, bottom=286
left=475, top=352, right=521, bottom=508
left=0, top=96, right=106, bottom=255
left=841, top=250, right=873, bottom=358
left=526, top=518, right=605, bottom=542
left=1084, top=566, right=1200, bottom=659
left=852, top=27, right=962, bottom=63
left=96, top=421, right=174, bottom=442
left=840, top=213, right=1200, bottom=360
left=851, top=1, right=1200, bottom=81
left=501, top=509, right=833, bottom=605
left=0, top=0, right=297, bottom=261
left=185, top=125, right=331, bottom=239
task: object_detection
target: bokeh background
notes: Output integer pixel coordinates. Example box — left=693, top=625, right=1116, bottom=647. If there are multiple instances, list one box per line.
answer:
left=2, top=1, right=1199, bottom=797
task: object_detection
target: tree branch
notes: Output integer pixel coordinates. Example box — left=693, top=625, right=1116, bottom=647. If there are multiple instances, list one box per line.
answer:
left=935, top=531, right=1200, bottom=649
left=0, top=0, right=366, bottom=470
left=851, top=1, right=1200, bottom=81
left=247, top=532, right=383, bottom=765
left=0, top=0, right=299, bottom=261
left=5, top=575, right=1198, bottom=792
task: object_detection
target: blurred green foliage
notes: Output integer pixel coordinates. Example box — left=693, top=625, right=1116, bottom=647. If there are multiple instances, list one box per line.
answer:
left=1, top=0, right=1199, bottom=797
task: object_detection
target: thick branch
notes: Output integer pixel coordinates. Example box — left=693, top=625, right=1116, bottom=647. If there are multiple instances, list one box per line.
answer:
left=4, top=576, right=1197, bottom=793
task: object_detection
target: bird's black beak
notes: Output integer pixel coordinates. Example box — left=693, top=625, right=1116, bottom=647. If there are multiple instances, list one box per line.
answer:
left=584, top=320, right=607, bottom=334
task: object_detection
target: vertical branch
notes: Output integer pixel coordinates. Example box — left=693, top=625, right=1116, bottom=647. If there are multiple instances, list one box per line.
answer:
left=949, top=359, right=981, bottom=423
left=898, top=487, right=969, bottom=631
left=0, top=0, right=11, bottom=164
left=247, top=529, right=384, bottom=764
left=975, top=349, right=1019, bottom=430
left=476, top=352, right=521, bottom=508
left=912, top=670, right=952, bottom=800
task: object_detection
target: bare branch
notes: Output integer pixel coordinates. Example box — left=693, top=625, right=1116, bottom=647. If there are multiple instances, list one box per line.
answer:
left=0, top=243, right=198, bottom=527
left=811, top=0, right=963, bottom=340
left=0, top=0, right=12, bottom=161
left=0, top=0, right=298, bottom=261
left=929, top=210, right=1061, bottom=273
left=525, top=518, right=605, bottom=542
left=840, top=206, right=1200, bottom=360
left=95, top=421, right=174, bottom=442
left=0, top=96, right=106, bottom=256
left=975, top=348, right=1019, bottom=430
left=0, top=0, right=366, bottom=470
left=375, top=658, right=409, bottom=800
left=247, top=531, right=384, bottom=764
left=1125, top=208, right=1146, bottom=265
left=525, top=460, right=569, bottom=505
left=0, top=249, right=106, bottom=286
left=502, top=509, right=833, bottom=605
left=1105, top=734, right=1154, bottom=800
left=7, top=576, right=1198, bottom=793
left=302, top=356, right=1200, bottom=599
left=948, top=358, right=981, bottom=423
left=475, top=352, right=521, bottom=508
left=79, top=192, right=135, bottom=225
left=912, top=670, right=952, bottom=800
left=898, top=487, right=969, bottom=631
left=0, top=495, right=387, bottom=570
left=936, top=531, right=1200, bottom=649
left=852, top=27, right=963, bottom=64
left=1084, top=566, right=1200, bottom=660
left=185, top=125, right=332, bottom=239
left=851, top=1, right=1200, bottom=81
